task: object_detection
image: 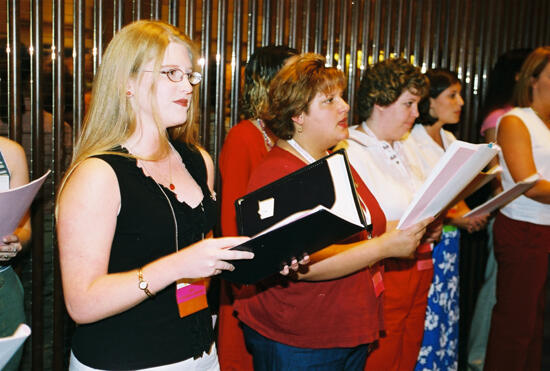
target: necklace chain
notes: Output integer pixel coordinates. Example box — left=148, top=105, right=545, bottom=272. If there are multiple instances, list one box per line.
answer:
left=257, top=119, right=274, bottom=150
left=139, top=150, right=176, bottom=191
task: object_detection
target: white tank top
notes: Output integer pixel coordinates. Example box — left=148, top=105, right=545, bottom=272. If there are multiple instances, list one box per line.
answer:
left=497, top=107, right=550, bottom=225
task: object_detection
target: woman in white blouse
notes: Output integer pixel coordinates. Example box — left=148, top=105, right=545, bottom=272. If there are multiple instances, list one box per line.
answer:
left=339, top=58, right=440, bottom=371
left=406, top=69, right=487, bottom=371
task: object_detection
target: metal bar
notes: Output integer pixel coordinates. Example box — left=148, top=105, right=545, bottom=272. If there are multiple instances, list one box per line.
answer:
left=404, top=0, right=413, bottom=61
left=275, top=0, right=284, bottom=45
left=449, top=0, right=460, bottom=71
left=421, top=0, right=432, bottom=71
left=200, top=0, right=212, bottom=147
left=372, top=0, right=382, bottom=64
left=7, top=0, right=22, bottom=143
left=261, top=0, right=271, bottom=46
left=30, top=1, right=46, bottom=368
left=151, top=0, right=161, bottom=20
left=133, top=0, right=143, bottom=21
left=360, top=0, right=371, bottom=77
left=114, top=0, right=124, bottom=33
left=230, top=0, right=243, bottom=128
left=441, top=0, right=451, bottom=68
left=337, top=0, right=347, bottom=71
left=395, top=0, right=404, bottom=56
left=51, top=0, right=66, bottom=369
left=326, top=0, right=336, bottom=66
left=314, top=0, right=324, bottom=54
left=169, top=0, right=180, bottom=27
left=214, top=0, right=228, bottom=166
left=73, top=0, right=85, bottom=139
left=383, top=0, right=392, bottom=59
left=302, top=0, right=311, bottom=52
left=184, top=0, right=194, bottom=39
left=247, top=0, right=258, bottom=60
left=413, top=0, right=423, bottom=67
left=288, top=0, right=298, bottom=49
left=348, top=0, right=360, bottom=124
left=431, top=0, right=441, bottom=68
left=93, top=0, right=103, bottom=76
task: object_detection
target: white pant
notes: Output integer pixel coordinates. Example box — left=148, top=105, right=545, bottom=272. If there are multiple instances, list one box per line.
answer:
left=69, top=343, right=220, bottom=371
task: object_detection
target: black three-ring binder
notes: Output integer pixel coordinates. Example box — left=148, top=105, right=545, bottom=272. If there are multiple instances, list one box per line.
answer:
left=220, top=149, right=371, bottom=284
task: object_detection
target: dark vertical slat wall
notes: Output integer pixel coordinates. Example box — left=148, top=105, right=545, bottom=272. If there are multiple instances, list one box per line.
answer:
left=1, top=0, right=549, bottom=369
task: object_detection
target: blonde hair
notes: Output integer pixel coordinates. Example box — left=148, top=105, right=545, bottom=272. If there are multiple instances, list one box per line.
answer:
left=513, top=46, right=550, bottom=107
left=57, top=20, right=200, bottom=212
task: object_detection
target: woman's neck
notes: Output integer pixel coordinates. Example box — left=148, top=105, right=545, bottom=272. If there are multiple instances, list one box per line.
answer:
left=424, top=121, right=445, bottom=148
left=123, top=122, right=166, bottom=158
left=531, top=103, right=550, bottom=125
left=280, top=136, right=327, bottom=162
left=363, top=120, right=394, bottom=145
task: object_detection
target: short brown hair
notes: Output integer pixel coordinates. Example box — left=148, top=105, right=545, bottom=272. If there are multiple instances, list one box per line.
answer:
left=513, top=46, right=550, bottom=107
left=356, top=58, right=428, bottom=122
left=262, top=53, right=345, bottom=139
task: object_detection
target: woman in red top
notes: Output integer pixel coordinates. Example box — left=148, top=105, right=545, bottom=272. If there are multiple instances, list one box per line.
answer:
left=234, top=53, right=434, bottom=371
left=218, top=45, right=297, bottom=371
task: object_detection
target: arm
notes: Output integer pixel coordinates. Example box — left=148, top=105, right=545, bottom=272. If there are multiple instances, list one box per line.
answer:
left=0, top=138, right=31, bottom=261
left=295, top=217, right=432, bottom=281
left=497, top=115, right=550, bottom=203
left=57, top=158, right=253, bottom=324
left=446, top=200, right=488, bottom=233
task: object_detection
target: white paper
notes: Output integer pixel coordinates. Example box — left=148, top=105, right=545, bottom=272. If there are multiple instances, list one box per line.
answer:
left=397, top=141, right=499, bottom=229
left=0, top=323, right=31, bottom=370
left=464, top=173, right=540, bottom=217
left=0, top=170, right=51, bottom=238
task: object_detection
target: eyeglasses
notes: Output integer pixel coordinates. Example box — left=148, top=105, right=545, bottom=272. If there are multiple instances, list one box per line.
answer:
left=143, top=68, right=202, bottom=85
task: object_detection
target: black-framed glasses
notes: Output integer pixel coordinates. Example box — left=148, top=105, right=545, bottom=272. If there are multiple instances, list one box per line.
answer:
left=143, top=68, right=202, bottom=85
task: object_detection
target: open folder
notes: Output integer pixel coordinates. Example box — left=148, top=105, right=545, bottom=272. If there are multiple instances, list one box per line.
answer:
left=220, top=150, right=370, bottom=284
left=397, top=141, right=499, bottom=229
left=0, top=323, right=31, bottom=370
left=464, top=173, right=540, bottom=217
left=0, top=170, right=51, bottom=238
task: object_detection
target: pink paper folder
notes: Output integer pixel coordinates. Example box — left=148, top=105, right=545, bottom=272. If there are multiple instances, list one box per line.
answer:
left=464, top=173, right=540, bottom=218
left=397, top=141, right=499, bottom=229
left=0, top=170, right=51, bottom=238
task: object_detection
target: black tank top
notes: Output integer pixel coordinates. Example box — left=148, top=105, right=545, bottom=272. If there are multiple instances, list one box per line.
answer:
left=71, top=141, right=217, bottom=370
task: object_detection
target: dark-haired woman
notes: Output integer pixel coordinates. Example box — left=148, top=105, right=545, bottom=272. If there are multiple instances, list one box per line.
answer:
left=235, top=53, right=432, bottom=371
left=407, top=69, right=487, bottom=370
left=218, top=45, right=297, bottom=371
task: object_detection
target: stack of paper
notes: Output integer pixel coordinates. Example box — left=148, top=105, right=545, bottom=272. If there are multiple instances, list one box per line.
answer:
left=0, top=324, right=31, bottom=369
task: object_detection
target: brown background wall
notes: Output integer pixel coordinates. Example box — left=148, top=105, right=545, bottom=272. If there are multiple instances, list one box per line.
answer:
left=1, top=0, right=549, bottom=369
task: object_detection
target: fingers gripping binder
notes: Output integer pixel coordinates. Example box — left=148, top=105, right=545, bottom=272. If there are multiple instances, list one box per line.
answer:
left=220, top=149, right=371, bottom=284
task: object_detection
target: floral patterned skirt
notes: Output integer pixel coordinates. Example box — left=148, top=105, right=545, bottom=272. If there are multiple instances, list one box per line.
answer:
left=415, top=226, right=460, bottom=371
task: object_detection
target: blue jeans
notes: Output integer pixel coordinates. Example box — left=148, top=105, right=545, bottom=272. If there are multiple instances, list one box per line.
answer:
left=242, top=324, right=368, bottom=371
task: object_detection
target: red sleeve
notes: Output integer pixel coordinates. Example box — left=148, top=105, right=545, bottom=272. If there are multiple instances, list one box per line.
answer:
left=219, top=122, right=266, bottom=236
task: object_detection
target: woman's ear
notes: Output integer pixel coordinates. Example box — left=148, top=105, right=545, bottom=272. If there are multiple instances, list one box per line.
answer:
left=428, top=97, right=437, bottom=117
left=291, top=113, right=304, bottom=125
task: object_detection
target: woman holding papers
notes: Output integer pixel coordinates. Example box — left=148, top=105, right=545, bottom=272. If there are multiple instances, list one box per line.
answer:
left=56, top=21, right=253, bottom=370
left=340, top=58, right=442, bottom=371
left=0, top=137, right=31, bottom=371
left=218, top=45, right=297, bottom=371
left=485, top=46, right=550, bottom=371
left=234, top=53, right=432, bottom=371
left=406, top=68, right=487, bottom=370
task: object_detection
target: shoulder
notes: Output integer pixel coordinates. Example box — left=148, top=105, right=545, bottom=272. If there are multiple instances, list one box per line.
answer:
left=0, top=137, right=26, bottom=163
left=225, top=120, right=257, bottom=140
left=247, top=147, right=303, bottom=191
left=0, top=137, right=28, bottom=179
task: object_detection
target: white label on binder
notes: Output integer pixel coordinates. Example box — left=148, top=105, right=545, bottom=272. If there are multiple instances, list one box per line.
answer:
left=258, top=198, right=275, bottom=219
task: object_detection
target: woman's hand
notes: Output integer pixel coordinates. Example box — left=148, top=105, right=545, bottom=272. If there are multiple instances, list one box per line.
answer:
left=280, top=255, right=310, bottom=275
left=0, top=234, right=23, bottom=262
left=173, top=236, right=254, bottom=278
left=382, top=217, right=434, bottom=259
left=449, top=214, right=488, bottom=233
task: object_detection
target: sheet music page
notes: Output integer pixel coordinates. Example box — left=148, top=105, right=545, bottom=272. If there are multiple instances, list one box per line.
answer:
left=0, top=170, right=51, bottom=237
left=0, top=324, right=31, bottom=370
